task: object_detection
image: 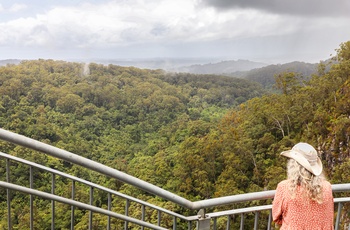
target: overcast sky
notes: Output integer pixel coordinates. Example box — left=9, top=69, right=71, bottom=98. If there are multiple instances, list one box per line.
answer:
left=1, top=0, right=350, bottom=64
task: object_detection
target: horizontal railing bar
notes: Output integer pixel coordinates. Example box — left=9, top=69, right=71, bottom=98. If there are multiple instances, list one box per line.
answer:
left=210, top=205, right=272, bottom=218
left=0, top=181, right=169, bottom=230
left=334, top=197, right=350, bottom=203
left=187, top=197, right=350, bottom=220
left=332, top=184, right=350, bottom=193
left=0, top=151, right=187, bottom=220
left=186, top=205, right=272, bottom=221
left=0, top=128, right=194, bottom=209
left=190, top=184, right=350, bottom=210
left=191, top=190, right=276, bottom=210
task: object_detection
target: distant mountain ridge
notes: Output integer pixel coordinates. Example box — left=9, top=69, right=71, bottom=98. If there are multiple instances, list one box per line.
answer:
left=0, top=59, right=21, bottom=66
left=174, top=59, right=268, bottom=74
left=0, top=58, right=327, bottom=90
left=170, top=59, right=325, bottom=89
left=231, top=61, right=320, bottom=88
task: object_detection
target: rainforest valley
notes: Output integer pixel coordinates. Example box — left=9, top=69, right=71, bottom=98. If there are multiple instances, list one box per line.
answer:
left=1, top=41, right=350, bottom=229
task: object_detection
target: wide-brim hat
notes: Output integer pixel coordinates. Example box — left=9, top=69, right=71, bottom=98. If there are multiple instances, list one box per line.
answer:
left=280, top=142, right=323, bottom=176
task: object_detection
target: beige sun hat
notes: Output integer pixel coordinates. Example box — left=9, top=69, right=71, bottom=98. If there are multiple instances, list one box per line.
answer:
left=281, top=142, right=323, bottom=176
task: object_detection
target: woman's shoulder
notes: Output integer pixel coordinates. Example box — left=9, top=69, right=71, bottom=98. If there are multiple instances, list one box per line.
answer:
left=277, top=179, right=290, bottom=189
left=321, top=180, right=332, bottom=191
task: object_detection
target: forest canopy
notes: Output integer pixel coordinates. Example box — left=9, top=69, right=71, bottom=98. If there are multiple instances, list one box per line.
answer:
left=1, top=41, right=350, bottom=229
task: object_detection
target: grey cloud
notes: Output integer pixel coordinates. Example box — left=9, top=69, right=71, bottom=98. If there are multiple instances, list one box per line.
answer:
left=150, top=24, right=169, bottom=37
left=200, top=0, right=350, bottom=17
left=120, top=28, right=142, bottom=42
left=31, top=25, right=49, bottom=34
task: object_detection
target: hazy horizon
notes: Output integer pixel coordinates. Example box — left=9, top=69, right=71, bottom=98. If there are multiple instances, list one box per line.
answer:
left=1, top=0, right=350, bottom=64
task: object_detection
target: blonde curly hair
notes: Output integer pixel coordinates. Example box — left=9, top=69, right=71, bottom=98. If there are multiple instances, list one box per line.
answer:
left=287, top=159, right=324, bottom=204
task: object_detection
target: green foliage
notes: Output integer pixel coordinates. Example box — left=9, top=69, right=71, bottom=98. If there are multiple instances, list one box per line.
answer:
left=233, top=61, right=318, bottom=89
left=0, top=58, right=265, bottom=228
left=1, top=40, right=350, bottom=228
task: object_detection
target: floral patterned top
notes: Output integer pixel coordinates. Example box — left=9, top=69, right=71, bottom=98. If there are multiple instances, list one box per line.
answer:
left=272, top=179, right=334, bottom=230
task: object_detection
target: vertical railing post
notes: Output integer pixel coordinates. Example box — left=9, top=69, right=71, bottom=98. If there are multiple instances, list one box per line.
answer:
left=6, top=159, right=12, bottom=230
left=157, top=210, right=161, bottom=226
left=51, top=173, right=55, bottom=230
left=212, top=217, right=217, bottom=230
left=71, top=180, right=75, bottom=230
left=335, top=202, right=343, bottom=230
left=226, top=215, right=230, bottom=230
left=89, top=187, right=93, bottom=230
left=173, top=216, right=177, bottom=230
left=188, top=219, right=192, bottom=230
left=197, top=209, right=210, bottom=230
left=141, top=204, right=145, bottom=230
left=267, top=209, right=272, bottom=230
left=254, top=211, right=259, bottom=230
left=240, top=213, right=244, bottom=230
left=107, top=192, right=111, bottom=230
left=124, top=199, right=129, bottom=230
left=30, top=166, right=34, bottom=230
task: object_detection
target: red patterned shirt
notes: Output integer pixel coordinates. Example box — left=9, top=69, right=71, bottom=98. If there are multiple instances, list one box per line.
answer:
left=272, top=179, right=334, bottom=229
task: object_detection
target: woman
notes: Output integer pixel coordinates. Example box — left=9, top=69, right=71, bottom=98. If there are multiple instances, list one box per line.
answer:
left=272, top=142, right=334, bottom=229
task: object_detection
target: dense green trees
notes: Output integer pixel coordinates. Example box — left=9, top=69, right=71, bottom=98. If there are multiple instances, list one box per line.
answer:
left=0, top=58, right=266, bottom=228
left=1, top=41, right=350, bottom=229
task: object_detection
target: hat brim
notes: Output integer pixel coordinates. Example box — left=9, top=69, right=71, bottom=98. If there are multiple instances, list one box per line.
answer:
left=281, top=150, right=323, bottom=176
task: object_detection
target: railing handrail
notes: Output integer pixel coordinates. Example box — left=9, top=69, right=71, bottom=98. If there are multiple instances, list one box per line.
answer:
left=1, top=128, right=350, bottom=229
left=0, top=151, right=188, bottom=220
left=0, top=181, right=168, bottom=230
left=1, top=128, right=350, bottom=211
left=2, top=178, right=350, bottom=225
left=0, top=128, right=194, bottom=209
left=188, top=197, right=350, bottom=220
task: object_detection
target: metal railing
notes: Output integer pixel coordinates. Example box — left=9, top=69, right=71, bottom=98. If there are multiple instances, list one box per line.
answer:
left=0, top=128, right=349, bottom=229
left=0, top=151, right=185, bottom=230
